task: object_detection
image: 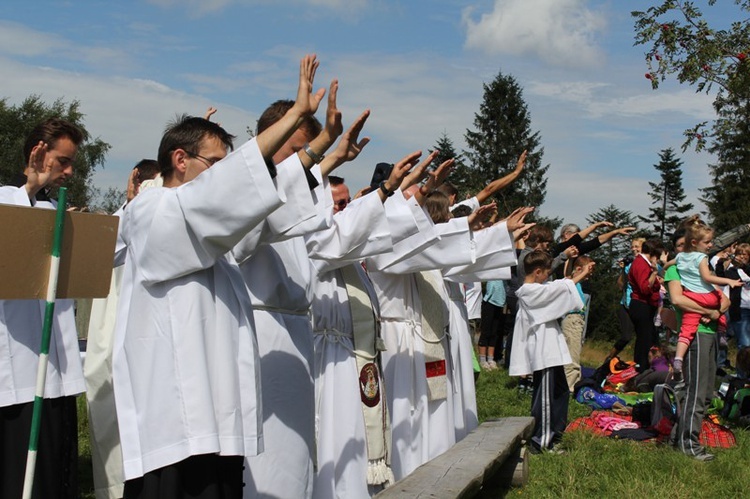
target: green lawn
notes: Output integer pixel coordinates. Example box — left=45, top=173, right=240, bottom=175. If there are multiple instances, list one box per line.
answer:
left=474, top=344, right=750, bottom=498
left=76, top=340, right=749, bottom=498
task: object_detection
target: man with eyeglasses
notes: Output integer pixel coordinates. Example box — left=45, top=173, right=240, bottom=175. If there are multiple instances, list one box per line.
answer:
left=111, top=55, right=328, bottom=498
left=329, top=175, right=350, bottom=213
left=0, top=118, right=85, bottom=499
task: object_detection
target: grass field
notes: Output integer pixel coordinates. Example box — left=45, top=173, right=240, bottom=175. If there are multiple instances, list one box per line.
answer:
left=76, top=340, right=749, bottom=498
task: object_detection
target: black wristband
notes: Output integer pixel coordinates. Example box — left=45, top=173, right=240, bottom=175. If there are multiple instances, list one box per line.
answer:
left=379, top=181, right=395, bottom=197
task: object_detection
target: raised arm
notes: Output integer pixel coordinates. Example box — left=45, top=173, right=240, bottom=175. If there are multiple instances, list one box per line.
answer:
left=474, top=150, right=526, bottom=204
left=400, top=150, right=438, bottom=191
left=23, top=141, right=51, bottom=198
left=597, top=226, right=636, bottom=245
left=256, top=54, right=326, bottom=162
left=414, top=158, right=453, bottom=206
left=318, top=108, right=371, bottom=176
left=578, top=221, right=613, bottom=241
left=299, top=79, right=344, bottom=169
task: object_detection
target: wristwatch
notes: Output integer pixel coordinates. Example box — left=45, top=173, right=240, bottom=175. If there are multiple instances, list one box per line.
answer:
left=379, top=181, right=395, bottom=197
left=303, top=143, right=324, bottom=164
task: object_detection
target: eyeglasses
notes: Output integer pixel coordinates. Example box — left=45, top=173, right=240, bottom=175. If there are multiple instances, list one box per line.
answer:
left=187, top=151, right=219, bottom=168
left=335, top=198, right=351, bottom=209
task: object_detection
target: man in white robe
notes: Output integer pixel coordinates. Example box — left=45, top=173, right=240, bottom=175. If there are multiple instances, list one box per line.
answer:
left=241, top=90, right=396, bottom=498
left=112, top=55, right=327, bottom=497
left=309, top=153, right=425, bottom=498
left=0, top=118, right=85, bottom=499
left=367, top=198, right=519, bottom=479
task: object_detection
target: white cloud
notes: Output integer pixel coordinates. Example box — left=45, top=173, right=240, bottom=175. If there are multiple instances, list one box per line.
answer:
left=0, top=56, right=257, bottom=189
left=462, top=0, right=607, bottom=67
left=0, top=20, right=133, bottom=69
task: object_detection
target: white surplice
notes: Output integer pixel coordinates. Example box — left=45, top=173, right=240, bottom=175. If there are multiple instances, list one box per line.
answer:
left=112, top=138, right=283, bottom=480
left=368, top=220, right=517, bottom=479
left=242, top=170, right=393, bottom=499
left=311, top=191, right=419, bottom=499
left=509, top=279, right=583, bottom=377
left=0, top=186, right=84, bottom=407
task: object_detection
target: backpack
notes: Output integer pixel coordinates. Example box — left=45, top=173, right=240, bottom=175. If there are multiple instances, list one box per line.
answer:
left=651, top=383, right=680, bottom=428
left=719, top=378, right=750, bottom=419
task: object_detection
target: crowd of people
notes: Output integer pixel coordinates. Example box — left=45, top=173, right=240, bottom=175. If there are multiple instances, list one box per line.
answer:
left=1, top=53, right=748, bottom=499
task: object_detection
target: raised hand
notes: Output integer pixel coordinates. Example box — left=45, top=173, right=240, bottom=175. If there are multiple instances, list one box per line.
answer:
left=386, top=150, right=422, bottom=193
left=502, top=206, right=535, bottom=233
left=400, top=150, right=436, bottom=191
left=294, top=54, right=326, bottom=118
left=323, top=80, right=343, bottom=141
left=320, top=109, right=371, bottom=176
left=126, top=168, right=139, bottom=203
left=24, top=141, right=51, bottom=197
left=203, top=107, right=217, bottom=121
left=514, top=150, right=528, bottom=173
left=468, top=202, right=497, bottom=231
left=424, top=158, right=454, bottom=192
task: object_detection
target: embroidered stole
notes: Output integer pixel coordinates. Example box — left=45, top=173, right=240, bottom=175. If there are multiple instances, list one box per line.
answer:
left=414, top=270, right=449, bottom=401
left=340, top=264, right=394, bottom=487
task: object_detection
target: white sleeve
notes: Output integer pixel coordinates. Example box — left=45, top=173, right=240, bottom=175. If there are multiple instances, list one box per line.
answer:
left=370, top=217, right=473, bottom=273
left=124, top=138, right=283, bottom=283
left=307, top=190, right=392, bottom=274
left=443, top=222, right=517, bottom=280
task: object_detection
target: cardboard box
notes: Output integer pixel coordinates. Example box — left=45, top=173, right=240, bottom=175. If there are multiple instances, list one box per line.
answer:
left=0, top=204, right=119, bottom=299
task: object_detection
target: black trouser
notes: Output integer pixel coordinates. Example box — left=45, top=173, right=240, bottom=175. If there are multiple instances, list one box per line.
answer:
left=614, top=304, right=636, bottom=353
left=0, top=396, right=78, bottom=499
left=124, top=454, right=244, bottom=499
left=479, top=300, right=504, bottom=348
left=531, top=366, right=569, bottom=450
left=629, top=299, right=657, bottom=372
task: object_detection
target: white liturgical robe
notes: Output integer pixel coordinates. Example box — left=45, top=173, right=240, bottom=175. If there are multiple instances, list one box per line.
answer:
left=112, top=138, right=283, bottom=480
left=0, top=186, right=84, bottom=408
left=509, top=279, right=583, bottom=377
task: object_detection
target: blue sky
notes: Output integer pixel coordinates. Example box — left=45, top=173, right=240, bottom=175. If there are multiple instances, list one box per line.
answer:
left=0, top=0, right=739, bottom=224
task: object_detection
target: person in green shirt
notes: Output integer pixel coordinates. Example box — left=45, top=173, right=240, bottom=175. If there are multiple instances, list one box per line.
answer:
left=664, top=229, right=728, bottom=461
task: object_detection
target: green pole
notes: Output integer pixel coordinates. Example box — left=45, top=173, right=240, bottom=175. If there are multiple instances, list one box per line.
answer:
left=22, top=187, right=67, bottom=499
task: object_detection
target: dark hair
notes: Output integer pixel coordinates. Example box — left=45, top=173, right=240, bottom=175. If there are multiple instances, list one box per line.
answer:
left=641, top=238, right=666, bottom=257
left=526, top=225, right=554, bottom=249
left=23, top=118, right=85, bottom=163
left=451, top=205, right=473, bottom=218
left=256, top=99, right=322, bottom=138
left=425, top=191, right=451, bottom=224
left=157, top=116, right=235, bottom=179
left=328, top=175, right=345, bottom=186
left=133, top=159, right=160, bottom=182
left=436, top=182, right=458, bottom=199
left=671, top=227, right=687, bottom=249
left=524, top=249, right=552, bottom=274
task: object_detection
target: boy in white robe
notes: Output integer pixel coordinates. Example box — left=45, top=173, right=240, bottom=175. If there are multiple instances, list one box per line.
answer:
left=112, top=55, right=327, bottom=498
left=509, top=250, right=594, bottom=452
left=0, top=117, right=85, bottom=499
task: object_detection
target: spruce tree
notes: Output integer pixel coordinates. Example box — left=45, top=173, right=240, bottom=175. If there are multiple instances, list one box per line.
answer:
left=583, top=205, right=640, bottom=341
left=459, top=71, right=549, bottom=217
left=638, top=148, right=694, bottom=239
left=702, top=68, right=750, bottom=233
left=430, top=132, right=466, bottom=173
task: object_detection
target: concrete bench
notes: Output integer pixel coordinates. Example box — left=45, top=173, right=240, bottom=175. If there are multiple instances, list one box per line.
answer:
left=375, top=416, right=534, bottom=498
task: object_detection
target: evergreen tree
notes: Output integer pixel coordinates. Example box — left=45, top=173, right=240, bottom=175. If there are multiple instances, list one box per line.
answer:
left=638, top=148, right=693, bottom=239
left=0, top=95, right=110, bottom=208
left=583, top=205, right=640, bottom=341
left=701, top=68, right=750, bottom=233
left=459, top=71, right=550, bottom=217
left=430, top=132, right=465, bottom=172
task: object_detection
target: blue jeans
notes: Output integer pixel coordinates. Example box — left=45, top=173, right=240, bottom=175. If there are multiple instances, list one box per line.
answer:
left=730, top=308, right=750, bottom=377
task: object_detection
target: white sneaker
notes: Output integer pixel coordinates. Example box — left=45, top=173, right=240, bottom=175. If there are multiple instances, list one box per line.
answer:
left=487, top=360, right=498, bottom=370
left=480, top=361, right=491, bottom=370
